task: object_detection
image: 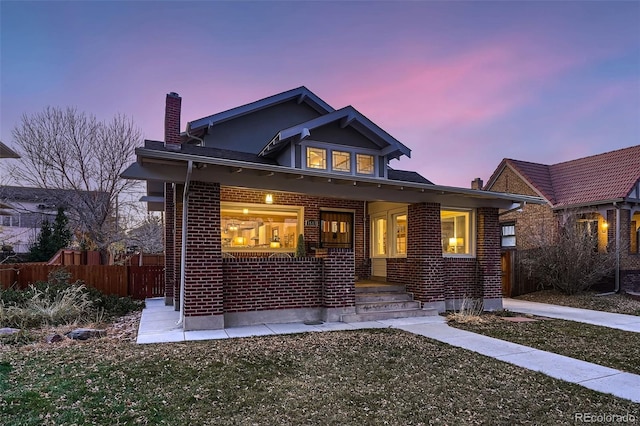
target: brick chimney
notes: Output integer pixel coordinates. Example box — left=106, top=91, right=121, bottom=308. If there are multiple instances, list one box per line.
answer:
left=164, top=92, right=182, bottom=151
left=471, top=177, right=484, bottom=190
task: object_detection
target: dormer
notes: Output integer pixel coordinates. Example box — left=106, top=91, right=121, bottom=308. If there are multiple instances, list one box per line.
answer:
left=259, top=106, right=411, bottom=179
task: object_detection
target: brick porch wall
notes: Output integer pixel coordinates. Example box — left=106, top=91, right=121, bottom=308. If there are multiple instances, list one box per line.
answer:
left=477, top=207, right=502, bottom=308
left=387, top=258, right=409, bottom=285
left=164, top=182, right=175, bottom=305
left=173, top=184, right=183, bottom=310
left=222, top=257, right=323, bottom=312
left=182, top=181, right=223, bottom=329
left=322, top=248, right=356, bottom=308
left=443, top=258, right=482, bottom=300
left=220, top=187, right=368, bottom=279
left=407, top=202, right=444, bottom=306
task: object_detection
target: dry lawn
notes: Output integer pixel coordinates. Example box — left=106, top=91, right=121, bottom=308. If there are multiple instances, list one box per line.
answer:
left=516, top=290, right=640, bottom=316
left=2, top=327, right=638, bottom=425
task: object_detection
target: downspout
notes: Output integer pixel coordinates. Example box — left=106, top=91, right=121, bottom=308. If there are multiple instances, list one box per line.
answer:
left=177, top=160, right=194, bottom=326
left=615, top=204, right=621, bottom=293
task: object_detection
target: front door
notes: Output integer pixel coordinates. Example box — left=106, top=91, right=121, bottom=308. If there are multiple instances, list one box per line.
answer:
left=320, top=211, right=353, bottom=249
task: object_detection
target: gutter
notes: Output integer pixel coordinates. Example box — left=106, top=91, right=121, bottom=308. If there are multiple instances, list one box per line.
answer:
left=177, top=160, right=194, bottom=326
left=132, top=147, right=545, bottom=206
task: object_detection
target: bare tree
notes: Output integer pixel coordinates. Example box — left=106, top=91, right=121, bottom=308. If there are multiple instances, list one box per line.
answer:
left=127, top=214, right=164, bottom=254
left=519, top=212, right=615, bottom=295
left=10, top=107, right=142, bottom=262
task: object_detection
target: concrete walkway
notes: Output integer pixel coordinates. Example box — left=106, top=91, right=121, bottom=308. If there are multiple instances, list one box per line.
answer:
left=504, top=298, right=640, bottom=333
left=137, top=298, right=640, bottom=403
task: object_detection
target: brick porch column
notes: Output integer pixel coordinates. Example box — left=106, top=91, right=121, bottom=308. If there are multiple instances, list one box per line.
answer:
left=407, top=202, right=445, bottom=312
left=182, top=181, right=224, bottom=330
left=322, top=248, right=356, bottom=322
left=477, top=207, right=502, bottom=310
left=164, top=182, right=175, bottom=305
left=173, top=184, right=183, bottom=310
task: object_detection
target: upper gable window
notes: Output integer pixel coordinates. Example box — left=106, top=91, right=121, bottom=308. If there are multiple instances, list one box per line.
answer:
left=356, top=154, right=375, bottom=175
left=332, top=151, right=351, bottom=173
left=307, top=147, right=326, bottom=170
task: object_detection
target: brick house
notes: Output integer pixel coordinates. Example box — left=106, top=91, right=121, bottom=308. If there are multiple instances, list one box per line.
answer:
left=123, top=87, right=541, bottom=330
left=484, top=145, right=640, bottom=295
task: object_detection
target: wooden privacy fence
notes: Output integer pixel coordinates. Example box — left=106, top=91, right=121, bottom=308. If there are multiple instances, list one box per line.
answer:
left=0, top=264, right=164, bottom=299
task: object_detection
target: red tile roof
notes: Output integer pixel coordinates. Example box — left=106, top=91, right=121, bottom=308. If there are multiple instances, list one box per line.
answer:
left=490, top=145, right=640, bottom=208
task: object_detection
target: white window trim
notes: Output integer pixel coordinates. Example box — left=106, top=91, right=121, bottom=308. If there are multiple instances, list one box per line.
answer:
left=390, top=209, right=408, bottom=258
left=441, top=207, right=476, bottom=258
left=300, top=140, right=379, bottom=177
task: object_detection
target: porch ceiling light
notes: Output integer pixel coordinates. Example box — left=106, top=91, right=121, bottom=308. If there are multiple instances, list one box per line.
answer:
left=265, top=194, right=273, bottom=204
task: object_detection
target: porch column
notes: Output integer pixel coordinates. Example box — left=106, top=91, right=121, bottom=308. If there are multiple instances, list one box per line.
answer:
left=322, top=248, right=356, bottom=322
left=477, top=207, right=502, bottom=310
left=164, top=182, right=175, bottom=305
left=183, top=181, right=224, bottom=330
left=407, top=202, right=445, bottom=312
left=173, top=184, right=183, bottom=310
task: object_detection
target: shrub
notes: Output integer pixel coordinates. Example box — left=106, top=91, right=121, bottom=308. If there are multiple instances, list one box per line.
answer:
left=447, top=296, right=485, bottom=324
left=519, top=214, right=615, bottom=295
left=295, top=234, right=307, bottom=258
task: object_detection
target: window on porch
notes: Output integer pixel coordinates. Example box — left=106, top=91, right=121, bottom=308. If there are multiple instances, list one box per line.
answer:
left=441, top=209, right=473, bottom=256
left=221, top=202, right=302, bottom=252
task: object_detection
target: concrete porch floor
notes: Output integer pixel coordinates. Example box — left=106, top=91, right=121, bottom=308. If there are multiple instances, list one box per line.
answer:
left=137, top=297, right=640, bottom=403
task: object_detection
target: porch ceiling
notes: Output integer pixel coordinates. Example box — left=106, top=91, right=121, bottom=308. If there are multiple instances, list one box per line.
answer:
left=122, top=147, right=545, bottom=210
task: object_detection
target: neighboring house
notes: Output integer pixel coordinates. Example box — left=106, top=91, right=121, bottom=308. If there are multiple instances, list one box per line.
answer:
left=0, top=141, right=20, bottom=159
left=123, top=88, right=541, bottom=331
left=484, top=145, right=640, bottom=295
left=0, top=186, right=67, bottom=253
left=0, top=186, right=107, bottom=254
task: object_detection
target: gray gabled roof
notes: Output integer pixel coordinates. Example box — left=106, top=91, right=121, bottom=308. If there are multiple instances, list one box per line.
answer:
left=259, top=106, right=411, bottom=160
left=187, top=86, right=335, bottom=134
left=0, top=141, right=19, bottom=159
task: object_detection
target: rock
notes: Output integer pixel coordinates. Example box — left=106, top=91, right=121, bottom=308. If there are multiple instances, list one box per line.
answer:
left=46, top=334, right=64, bottom=344
left=65, top=328, right=107, bottom=341
left=0, top=327, right=20, bottom=335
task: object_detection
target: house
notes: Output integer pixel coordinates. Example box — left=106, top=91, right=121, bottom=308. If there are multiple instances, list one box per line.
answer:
left=484, top=146, right=640, bottom=295
left=0, top=141, right=20, bottom=159
left=122, top=88, right=542, bottom=331
left=0, top=186, right=109, bottom=255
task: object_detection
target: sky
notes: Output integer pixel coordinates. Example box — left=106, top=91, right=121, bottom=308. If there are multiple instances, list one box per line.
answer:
left=1, top=1, right=639, bottom=188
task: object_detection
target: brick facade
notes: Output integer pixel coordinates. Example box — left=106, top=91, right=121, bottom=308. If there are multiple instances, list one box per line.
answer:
left=164, top=182, right=175, bottom=305
left=182, top=181, right=224, bottom=330
left=222, top=257, right=323, bottom=312
left=406, top=202, right=445, bottom=309
left=477, top=207, right=502, bottom=308
left=489, top=165, right=640, bottom=294
left=220, top=187, right=368, bottom=279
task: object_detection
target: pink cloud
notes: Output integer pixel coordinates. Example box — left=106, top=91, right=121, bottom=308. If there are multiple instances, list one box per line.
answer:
left=325, top=35, right=590, bottom=132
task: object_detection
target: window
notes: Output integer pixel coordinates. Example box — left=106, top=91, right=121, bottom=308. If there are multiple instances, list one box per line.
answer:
left=501, top=224, right=516, bottom=248
left=356, top=154, right=374, bottom=175
left=441, top=209, right=473, bottom=255
left=320, top=211, right=353, bottom=248
left=631, top=212, right=639, bottom=254
left=332, top=150, right=351, bottom=172
left=393, top=213, right=407, bottom=256
left=221, top=203, right=302, bottom=251
left=372, top=216, right=387, bottom=256
left=306, top=147, right=326, bottom=170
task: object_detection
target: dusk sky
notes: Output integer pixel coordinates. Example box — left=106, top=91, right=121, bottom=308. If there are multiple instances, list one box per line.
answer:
left=1, top=1, right=638, bottom=188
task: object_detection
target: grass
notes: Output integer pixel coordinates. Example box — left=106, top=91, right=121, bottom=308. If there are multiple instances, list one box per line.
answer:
left=1, top=329, right=638, bottom=425
left=450, top=315, right=640, bottom=375
left=516, top=289, right=640, bottom=316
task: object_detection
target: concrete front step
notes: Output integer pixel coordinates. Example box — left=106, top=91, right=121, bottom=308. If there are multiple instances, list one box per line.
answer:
left=356, top=300, right=421, bottom=313
left=355, top=284, right=406, bottom=294
left=356, top=292, right=414, bottom=303
left=341, top=308, right=438, bottom=323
